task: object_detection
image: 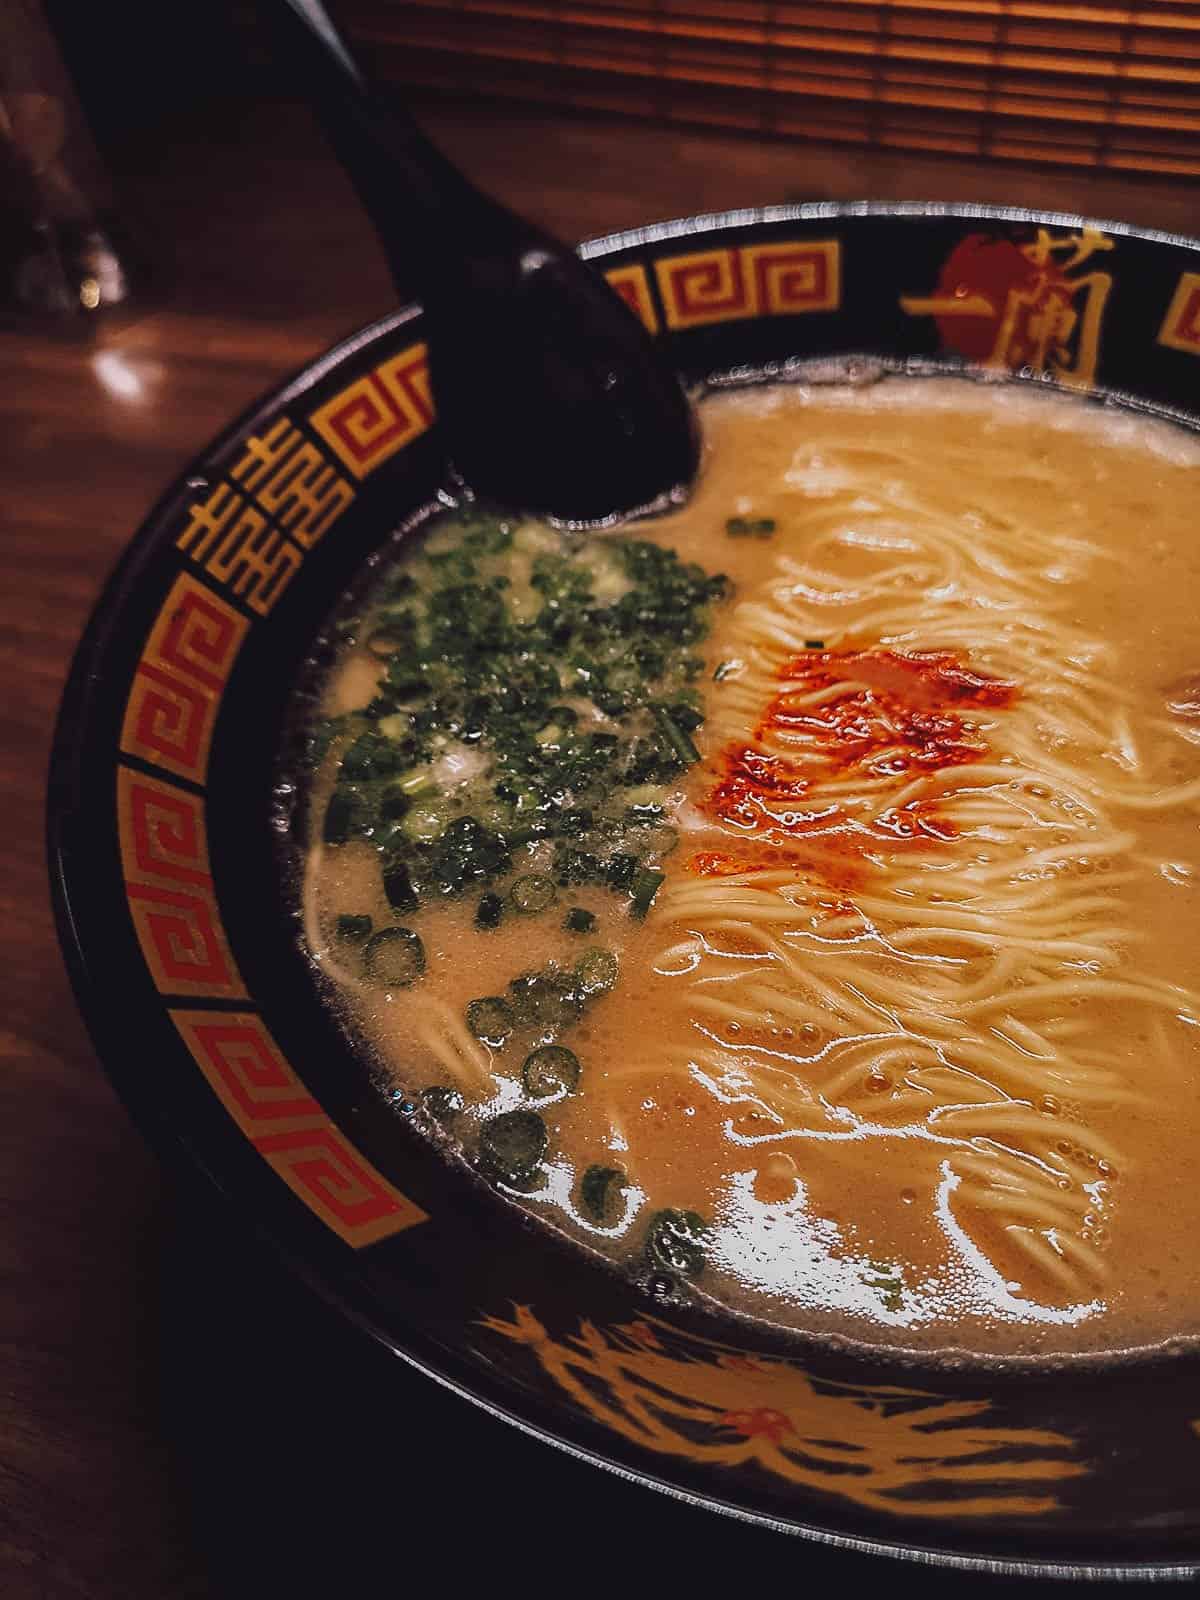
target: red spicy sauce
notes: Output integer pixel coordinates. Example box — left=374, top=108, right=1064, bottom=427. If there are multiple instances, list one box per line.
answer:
left=692, top=646, right=1018, bottom=888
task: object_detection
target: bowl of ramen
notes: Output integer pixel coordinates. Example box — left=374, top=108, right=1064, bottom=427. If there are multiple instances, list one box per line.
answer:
left=49, top=203, right=1200, bottom=1576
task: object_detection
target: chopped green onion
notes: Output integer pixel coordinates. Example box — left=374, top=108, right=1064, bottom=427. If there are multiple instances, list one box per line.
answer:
left=339, top=733, right=385, bottom=781
left=645, top=1208, right=709, bottom=1278
left=310, top=512, right=735, bottom=938
left=563, top=907, right=596, bottom=935
left=605, top=853, right=636, bottom=890
left=512, top=786, right=543, bottom=817
left=382, top=860, right=418, bottom=914
left=480, top=1109, right=547, bottom=1185
left=477, top=802, right=513, bottom=833
left=396, top=769, right=439, bottom=798
left=363, top=926, right=426, bottom=988
left=804, top=639, right=825, bottom=650
left=378, top=785, right=412, bottom=821
left=623, top=784, right=666, bottom=810
left=401, top=803, right=447, bottom=843
left=575, top=946, right=619, bottom=995
left=509, top=873, right=556, bottom=915
left=306, top=714, right=350, bottom=769
left=466, top=996, right=514, bottom=1045
left=336, top=913, right=372, bottom=942
left=725, top=515, right=776, bottom=538
left=581, top=1164, right=626, bottom=1224
left=629, top=867, right=665, bottom=921
left=323, top=789, right=359, bottom=845
left=522, top=1044, right=581, bottom=1098
left=421, top=1085, right=463, bottom=1123
left=713, top=660, right=740, bottom=682
left=475, top=891, right=504, bottom=930
left=507, top=969, right=583, bottom=1029
left=652, top=704, right=700, bottom=769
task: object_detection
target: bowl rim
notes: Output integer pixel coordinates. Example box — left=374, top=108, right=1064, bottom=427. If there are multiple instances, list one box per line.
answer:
left=579, top=198, right=1200, bottom=259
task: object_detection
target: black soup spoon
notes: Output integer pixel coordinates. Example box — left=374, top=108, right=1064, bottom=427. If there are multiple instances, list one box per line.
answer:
left=273, top=0, right=700, bottom=524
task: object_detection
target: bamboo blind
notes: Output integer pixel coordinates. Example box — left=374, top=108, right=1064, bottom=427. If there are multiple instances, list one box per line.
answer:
left=338, top=1, right=1200, bottom=176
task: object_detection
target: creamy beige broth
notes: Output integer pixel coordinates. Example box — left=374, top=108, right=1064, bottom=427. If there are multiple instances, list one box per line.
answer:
left=302, top=377, right=1200, bottom=1358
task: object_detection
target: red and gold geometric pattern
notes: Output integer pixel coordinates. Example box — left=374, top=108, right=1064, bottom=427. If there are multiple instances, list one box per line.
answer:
left=109, top=330, right=501, bottom=1249
left=655, top=239, right=841, bottom=330
left=176, top=416, right=354, bottom=615
left=229, top=417, right=355, bottom=547
left=171, top=1009, right=426, bottom=1245
left=119, top=573, right=249, bottom=784
left=171, top=1010, right=320, bottom=1124
left=253, top=1123, right=426, bottom=1245
left=117, top=767, right=246, bottom=999
left=1159, top=272, right=1200, bottom=356
left=744, top=241, right=840, bottom=317
left=309, top=341, right=434, bottom=479
left=177, top=482, right=302, bottom=617
left=604, top=264, right=659, bottom=332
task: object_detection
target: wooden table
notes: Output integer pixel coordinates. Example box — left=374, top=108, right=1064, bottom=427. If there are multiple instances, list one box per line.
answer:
left=4, top=95, right=1194, bottom=1598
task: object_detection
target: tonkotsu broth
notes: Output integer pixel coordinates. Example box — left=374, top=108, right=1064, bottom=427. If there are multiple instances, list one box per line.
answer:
left=301, top=377, right=1200, bottom=1358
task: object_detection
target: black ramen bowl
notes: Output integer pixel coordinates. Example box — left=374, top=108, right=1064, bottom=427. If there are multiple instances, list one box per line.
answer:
left=48, top=204, right=1200, bottom=1579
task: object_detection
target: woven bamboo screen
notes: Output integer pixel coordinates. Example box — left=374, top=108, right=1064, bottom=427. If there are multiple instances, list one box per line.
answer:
left=338, top=2, right=1200, bottom=176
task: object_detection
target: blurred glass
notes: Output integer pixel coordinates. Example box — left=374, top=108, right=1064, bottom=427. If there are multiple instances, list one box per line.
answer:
left=0, top=0, right=135, bottom=322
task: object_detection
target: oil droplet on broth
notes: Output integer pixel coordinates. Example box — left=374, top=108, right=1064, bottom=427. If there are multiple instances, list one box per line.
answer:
left=752, top=1151, right=799, bottom=1205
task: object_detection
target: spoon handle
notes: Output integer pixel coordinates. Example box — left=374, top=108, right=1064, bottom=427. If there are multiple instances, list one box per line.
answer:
left=274, top=0, right=532, bottom=295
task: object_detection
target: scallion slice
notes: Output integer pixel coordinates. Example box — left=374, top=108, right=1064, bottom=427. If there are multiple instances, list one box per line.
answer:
left=652, top=704, right=700, bottom=769
left=396, top=769, right=439, bottom=799
left=363, top=926, right=426, bottom=988
left=382, top=860, right=418, bottom=914
left=466, top=996, right=514, bottom=1045
left=646, top=1208, right=709, bottom=1277
left=323, top=789, right=358, bottom=845
left=509, top=873, right=556, bottom=915
left=480, top=1109, right=547, bottom=1185
left=522, top=1044, right=581, bottom=1098
left=378, top=785, right=412, bottom=822
left=401, top=803, right=447, bottom=843
left=575, top=947, right=619, bottom=995
left=475, top=892, right=504, bottom=930
left=629, top=867, right=665, bottom=920
left=580, top=1164, right=626, bottom=1224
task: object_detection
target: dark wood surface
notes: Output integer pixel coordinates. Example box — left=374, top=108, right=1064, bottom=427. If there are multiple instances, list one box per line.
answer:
left=4, top=95, right=1195, bottom=1598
